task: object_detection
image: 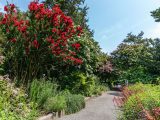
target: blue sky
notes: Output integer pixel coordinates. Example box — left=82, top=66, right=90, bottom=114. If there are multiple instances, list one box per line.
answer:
left=1, top=0, right=160, bottom=53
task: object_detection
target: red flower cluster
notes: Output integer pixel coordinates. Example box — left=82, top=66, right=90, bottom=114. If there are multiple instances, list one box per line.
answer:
left=0, top=2, right=83, bottom=65
left=1, top=4, right=29, bottom=33
left=4, top=4, right=16, bottom=12
left=64, top=56, right=83, bottom=64
left=72, top=43, right=81, bottom=50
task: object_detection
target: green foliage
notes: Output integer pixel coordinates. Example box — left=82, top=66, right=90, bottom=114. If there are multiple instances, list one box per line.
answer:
left=61, top=72, right=107, bottom=96
left=44, top=95, right=66, bottom=112
left=111, top=32, right=150, bottom=70
left=60, top=90, right=85, bottom=114
left=0, top=79, right=38, bottom=120
left=77, top=31, right=104, bottom=74
left=120, top=83, right=160, bottom=120
left=151, top=8, right=160, bottom=22
left=29, top=79, right=58, bottom=108
left=118, top=67, right=153, bottom=84
left=0, top=64, right=4, bottom=75
left=93, top=84, right=108, bottom=95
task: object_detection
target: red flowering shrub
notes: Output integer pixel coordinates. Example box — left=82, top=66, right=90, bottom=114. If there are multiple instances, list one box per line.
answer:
left=0, top=2, right=83, bottom=84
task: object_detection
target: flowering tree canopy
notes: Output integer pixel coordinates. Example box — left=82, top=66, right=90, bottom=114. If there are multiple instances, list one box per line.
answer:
left=0, top=2, right=83, bottom=64
left=0, top=2, right=83, bottom=82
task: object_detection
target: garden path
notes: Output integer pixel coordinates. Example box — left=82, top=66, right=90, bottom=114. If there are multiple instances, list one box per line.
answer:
left=58, top=91, right=121, bottom=120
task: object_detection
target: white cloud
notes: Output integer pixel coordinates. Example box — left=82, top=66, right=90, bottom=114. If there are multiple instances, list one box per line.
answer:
left=145, top=23, right=160, bottom=39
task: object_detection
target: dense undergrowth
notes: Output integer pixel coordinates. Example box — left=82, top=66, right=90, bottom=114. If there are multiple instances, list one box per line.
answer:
left=29, top=79, right=86, bottom=114
left=0, top=76, right=107, bottom=119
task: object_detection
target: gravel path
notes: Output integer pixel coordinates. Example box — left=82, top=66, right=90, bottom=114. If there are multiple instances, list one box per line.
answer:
left=58, top=91, right=121, bottom=120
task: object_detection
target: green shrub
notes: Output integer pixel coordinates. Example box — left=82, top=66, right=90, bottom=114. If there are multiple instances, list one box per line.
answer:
left=80, top=75, right=96, bottom=96
left=94, top=84, right=108, bottom=95
left=61, top=72, right=108, bottom=96
left=0, top=79, right=38, bottom=120
left=29, top=79, right=58, bottom=107
left=44, top=95, right=66, bottom=112
left=60, top=90, right=85, bottom=114
left=61, top=72, right=86, bottom=93
left=60, top=72, right=88, bottom=96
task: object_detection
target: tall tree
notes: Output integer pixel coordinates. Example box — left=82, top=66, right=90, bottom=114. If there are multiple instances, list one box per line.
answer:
left=111, top=32, right=154, bottom=83
left=111, top=32, right=151, bottom=70
left=41, top=0, right=107, bottom=76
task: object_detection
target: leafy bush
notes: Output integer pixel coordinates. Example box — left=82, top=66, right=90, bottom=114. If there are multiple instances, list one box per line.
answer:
left=61, top=72, right=108, bottom=96
left=29, top=79, right=58, bottom=108
left=120, top=83, right=160, bottom=120
left=60, top=90, right=85, bottom=114
left=0, top=79, right=38, bottom=120
left=44, top=95, right=66, bottom=112
left=93, top=84, right=108, bottom=96
left=60, top=72, right=88, bottom=95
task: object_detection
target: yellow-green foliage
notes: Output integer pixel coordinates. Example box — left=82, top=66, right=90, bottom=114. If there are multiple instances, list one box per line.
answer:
left=121, top=83, right=160, bottom=120
left=0, top=79, right=38, bottom=120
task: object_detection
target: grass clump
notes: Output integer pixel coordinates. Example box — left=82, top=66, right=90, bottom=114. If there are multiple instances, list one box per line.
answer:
left=29, top=79, right=58, bottom=108
left=60, top=90, right=85, bottom=114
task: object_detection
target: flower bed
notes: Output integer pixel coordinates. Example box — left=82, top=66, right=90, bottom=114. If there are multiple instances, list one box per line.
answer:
left=113, top=83, right=160, bottom=120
